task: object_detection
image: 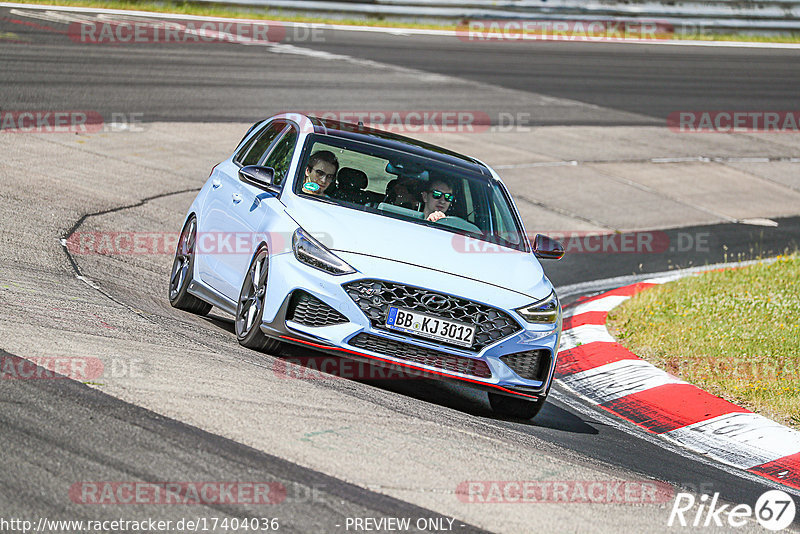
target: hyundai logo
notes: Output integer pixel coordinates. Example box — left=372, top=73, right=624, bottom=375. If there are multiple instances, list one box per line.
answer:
left=421, top=294, right=450, bottom=312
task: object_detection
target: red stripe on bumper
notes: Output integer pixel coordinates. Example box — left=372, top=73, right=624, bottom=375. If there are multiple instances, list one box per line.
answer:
left=278, top=335, right=539, bottom=400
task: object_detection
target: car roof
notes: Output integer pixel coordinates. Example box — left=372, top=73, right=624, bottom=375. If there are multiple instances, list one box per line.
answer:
left=269, top=114, right=492, bottom=177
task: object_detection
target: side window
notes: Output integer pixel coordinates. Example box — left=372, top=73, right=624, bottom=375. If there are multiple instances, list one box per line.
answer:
left=236, top=121, right=285, bottom=166
left=233, top=133, right=259, bottom=165
left=262, top=127, right=298, bottom=186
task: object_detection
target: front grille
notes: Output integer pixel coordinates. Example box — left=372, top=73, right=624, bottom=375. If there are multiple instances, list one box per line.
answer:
left=286, top=291, right=348, bottom=327
left=343, top=280, right=521, bottom=351
left=348, top=333, right=492, bottom=378
left=500, top=349, right=550, bottom=381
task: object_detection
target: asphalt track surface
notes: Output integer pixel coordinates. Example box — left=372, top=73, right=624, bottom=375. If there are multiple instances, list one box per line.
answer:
left=2, top=6, right=800, bottom=124
left=1, top=6, right=800, bottom=533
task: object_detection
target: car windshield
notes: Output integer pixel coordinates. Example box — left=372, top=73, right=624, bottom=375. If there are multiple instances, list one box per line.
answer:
left=293, top=134, right=527, bottom=251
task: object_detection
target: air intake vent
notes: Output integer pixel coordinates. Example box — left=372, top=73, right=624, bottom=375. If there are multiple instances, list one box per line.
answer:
left=500, top=350, right=550, bottom=381
left=287, top=291, right=348, bottom=327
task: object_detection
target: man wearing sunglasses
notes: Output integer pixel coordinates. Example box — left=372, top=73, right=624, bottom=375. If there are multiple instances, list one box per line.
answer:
left=302, top=150, right=339, bottom=196
left=421, top=179, right=455, bottom=222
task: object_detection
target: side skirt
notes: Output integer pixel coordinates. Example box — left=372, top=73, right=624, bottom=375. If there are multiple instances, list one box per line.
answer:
left=187, top=280, right=237, bottom=315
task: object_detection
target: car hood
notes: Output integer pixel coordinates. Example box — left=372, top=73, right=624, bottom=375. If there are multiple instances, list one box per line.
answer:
left=284, top=197, right=552, bottom=301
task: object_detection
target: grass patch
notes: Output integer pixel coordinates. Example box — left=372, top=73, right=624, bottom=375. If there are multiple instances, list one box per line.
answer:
left=680, top=33, right=800, bottom=44
left=9, top=0, right=800, bottom=43
left=607, top=254, right=800, bottom=429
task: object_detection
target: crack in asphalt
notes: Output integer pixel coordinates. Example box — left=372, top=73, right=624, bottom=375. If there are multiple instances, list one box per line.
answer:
left=55, top=187, right=237, bottom=357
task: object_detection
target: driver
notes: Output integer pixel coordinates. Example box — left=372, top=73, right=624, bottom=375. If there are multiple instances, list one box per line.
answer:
left=421, top=179, right=454, bottom=222
left=301, top=150, right=339, bottom=196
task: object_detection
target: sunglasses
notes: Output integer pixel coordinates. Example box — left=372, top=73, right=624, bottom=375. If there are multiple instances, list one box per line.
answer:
left=312, top=168, right=336, bottom=181
left=429, top=190, right=454, bottom=202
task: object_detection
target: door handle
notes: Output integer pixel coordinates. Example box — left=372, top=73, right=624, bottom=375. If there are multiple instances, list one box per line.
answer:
left=212, top=179, right=221, bottom=188
left=232, top=193, right=242, bottom=204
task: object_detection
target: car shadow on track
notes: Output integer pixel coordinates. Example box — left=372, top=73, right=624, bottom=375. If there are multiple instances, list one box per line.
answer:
left=530, top=401, right=598, bottom=435
left=370, top=375, right=598, bottom=436
left=199, top=313, right=597, bottom=434
left=202, top=313, right=236, bottom=332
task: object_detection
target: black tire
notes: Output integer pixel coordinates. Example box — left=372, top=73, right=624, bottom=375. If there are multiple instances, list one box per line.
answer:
left=488, top=392, right=547, bottom=420
left=169, top=216, right=212, bottom=315
left=235, top=246, right=283, bottom=353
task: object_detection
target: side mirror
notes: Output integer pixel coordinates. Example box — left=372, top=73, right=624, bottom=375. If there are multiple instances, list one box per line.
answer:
left=533, top=234, right=564, bottom=260
left=239, top=165, right=277, bottom=191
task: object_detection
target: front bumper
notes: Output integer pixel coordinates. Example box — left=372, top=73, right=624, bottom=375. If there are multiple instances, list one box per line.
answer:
left=260, top=252, right=561, bottom=400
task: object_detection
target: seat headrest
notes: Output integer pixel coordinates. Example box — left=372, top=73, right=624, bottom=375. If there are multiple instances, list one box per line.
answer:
left=337, top=167, right=368, bottom=190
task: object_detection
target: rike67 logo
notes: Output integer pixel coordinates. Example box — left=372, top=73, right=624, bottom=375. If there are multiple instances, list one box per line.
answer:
left=668, top=490, right=796, bottom=531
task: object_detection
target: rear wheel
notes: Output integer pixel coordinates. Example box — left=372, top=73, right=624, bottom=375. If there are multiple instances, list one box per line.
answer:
left=235, top=246, right=283, bottom=353
left=169, top=216, right=212, bottom=315
left=488, top=392, right=546, bottom=419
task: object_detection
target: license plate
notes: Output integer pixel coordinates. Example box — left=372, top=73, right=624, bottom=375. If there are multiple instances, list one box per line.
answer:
left=385, top=307, right=475, bottom=347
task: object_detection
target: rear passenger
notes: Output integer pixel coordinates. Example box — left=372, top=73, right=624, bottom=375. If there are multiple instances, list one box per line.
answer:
left=330, top=167, right=371, bottom=205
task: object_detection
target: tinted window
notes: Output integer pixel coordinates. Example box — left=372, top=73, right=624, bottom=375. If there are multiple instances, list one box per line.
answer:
left=262, top=127, right=298, bottom=186
left=293, top=135, right=526, bottom=251
left=236, top=121, right=285, bottom=166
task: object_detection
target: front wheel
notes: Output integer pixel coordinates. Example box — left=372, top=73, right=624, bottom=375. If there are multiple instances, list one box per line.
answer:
left=169, top=216, right=212, bottom=315
left=235, top=246, right=283, bottom=353
left=488, top=392, right=546, bottom=419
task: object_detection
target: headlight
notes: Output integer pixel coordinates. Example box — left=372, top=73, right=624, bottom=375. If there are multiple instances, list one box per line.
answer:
left=516, top=291, right=559, bottom=324
left=292, top=228, right=355, bottom=275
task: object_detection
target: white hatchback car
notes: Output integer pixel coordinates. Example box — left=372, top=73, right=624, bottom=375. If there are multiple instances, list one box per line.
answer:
left=169, top=113, right=564, bottom=419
